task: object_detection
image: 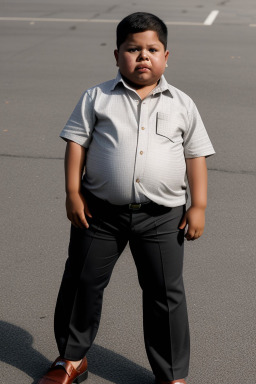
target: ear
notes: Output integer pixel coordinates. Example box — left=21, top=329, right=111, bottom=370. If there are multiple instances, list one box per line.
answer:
left=165, top=50, right=170, bottom=64
left=114, top=49, right=119, bottom=66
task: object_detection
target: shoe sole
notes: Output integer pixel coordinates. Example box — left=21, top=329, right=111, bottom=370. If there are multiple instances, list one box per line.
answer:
left=73, top=369, right=88, bottom=383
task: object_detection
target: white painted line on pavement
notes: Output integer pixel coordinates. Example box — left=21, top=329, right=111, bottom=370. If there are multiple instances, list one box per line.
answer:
left=203, top=10, right=219, bottom=26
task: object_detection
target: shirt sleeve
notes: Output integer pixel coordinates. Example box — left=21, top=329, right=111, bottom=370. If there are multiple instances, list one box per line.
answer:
left=59, top=91, right=96, bottom=148
left=183, top=101, right=215, bottom=158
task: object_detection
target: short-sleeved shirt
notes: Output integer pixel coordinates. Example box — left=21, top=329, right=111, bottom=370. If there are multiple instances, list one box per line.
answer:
left=60, top=72, right=215, bottom=207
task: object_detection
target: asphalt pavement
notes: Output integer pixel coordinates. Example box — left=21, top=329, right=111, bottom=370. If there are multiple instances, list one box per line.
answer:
left=0, top=1, right=256, bottom=383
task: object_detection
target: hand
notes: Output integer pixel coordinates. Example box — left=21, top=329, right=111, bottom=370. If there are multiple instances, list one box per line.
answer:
left=66, top=192, right=92, bottom=229
left=179, top=206, right=205, bottom=241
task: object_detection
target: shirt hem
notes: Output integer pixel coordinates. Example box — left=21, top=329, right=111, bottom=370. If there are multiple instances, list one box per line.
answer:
left=185, top=149, right=216, bottom=159
left=59, top=133, right=90, bottom=148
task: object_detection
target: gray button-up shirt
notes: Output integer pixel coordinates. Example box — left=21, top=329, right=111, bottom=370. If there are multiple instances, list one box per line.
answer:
left=60, top=72, right=215, bottom=206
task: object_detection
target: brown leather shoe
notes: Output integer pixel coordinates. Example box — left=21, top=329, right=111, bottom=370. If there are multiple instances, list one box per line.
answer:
left=155, top=379, right=187, bottom=384
left=38, top=356, right=88, bottom=384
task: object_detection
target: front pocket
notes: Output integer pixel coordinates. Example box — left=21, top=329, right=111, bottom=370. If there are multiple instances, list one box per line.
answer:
left=156, top=112, right=184, bottom=143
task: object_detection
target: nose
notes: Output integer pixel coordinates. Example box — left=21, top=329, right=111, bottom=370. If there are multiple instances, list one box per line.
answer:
left=138, top=49, right=149, bottom=60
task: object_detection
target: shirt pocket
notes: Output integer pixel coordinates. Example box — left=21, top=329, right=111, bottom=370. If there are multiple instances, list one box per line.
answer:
left=156, top=112, right=184, bottom=143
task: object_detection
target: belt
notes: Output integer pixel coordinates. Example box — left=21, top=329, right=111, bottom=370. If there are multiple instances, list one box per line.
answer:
left=85, top=191, right=171, bottom=214
left=128, top=203, right=144, bottom=211
left=122, top=201, right=154, bottom=213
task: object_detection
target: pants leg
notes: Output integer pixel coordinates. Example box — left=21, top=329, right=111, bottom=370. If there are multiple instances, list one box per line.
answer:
left=54, top=214, right=128, bottom=360
left=129, top=206, right=189, bottom=381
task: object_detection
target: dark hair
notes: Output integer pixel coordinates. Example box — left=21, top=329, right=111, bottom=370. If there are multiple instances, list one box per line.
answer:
left=116, top=12, right=168, bottom=50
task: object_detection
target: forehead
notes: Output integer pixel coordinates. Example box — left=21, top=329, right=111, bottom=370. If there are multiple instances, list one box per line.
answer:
left=124, top=30, right=163, bottom=45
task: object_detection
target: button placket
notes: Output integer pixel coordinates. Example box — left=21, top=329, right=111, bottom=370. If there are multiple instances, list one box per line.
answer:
left=133, top=99, right=149, bottom=200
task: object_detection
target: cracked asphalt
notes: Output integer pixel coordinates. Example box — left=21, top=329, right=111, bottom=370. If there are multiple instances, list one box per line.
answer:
left=0, top=1, right=255, bottom=383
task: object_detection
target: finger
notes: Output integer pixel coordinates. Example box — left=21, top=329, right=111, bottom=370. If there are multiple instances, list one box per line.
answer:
left=84, top=205, right=92, bottom=218
left=78, top=212, right=89, bottom=229
left=67, top=213, right=79, bottom=228
left=72, top=214, right=84, bottom=229
left=179, top=215, right=187, bottom=229
left=192, top=228, right=204, bottom=240
left=83, top=198, right=92, bottom=218
left=70, top=218, right=80, bottom=229
left=185, top=229, right=196, bottom=241
left=194, top=229, right=203, bottom=240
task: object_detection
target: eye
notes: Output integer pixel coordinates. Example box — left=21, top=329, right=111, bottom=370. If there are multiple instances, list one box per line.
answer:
left=128, top=48, right=138, bottom=52
left=149, top=48, right=157, bottom=53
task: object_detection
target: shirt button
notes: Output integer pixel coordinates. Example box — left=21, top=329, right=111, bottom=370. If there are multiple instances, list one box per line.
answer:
left=141, top=127, right=145, bottom=130
left=136, top=178, right=140, bottom=183
left=140, top=151, right=144, bottom=155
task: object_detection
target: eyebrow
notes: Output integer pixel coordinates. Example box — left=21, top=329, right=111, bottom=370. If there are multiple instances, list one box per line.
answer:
left=126, top=43, right=161, bottom=47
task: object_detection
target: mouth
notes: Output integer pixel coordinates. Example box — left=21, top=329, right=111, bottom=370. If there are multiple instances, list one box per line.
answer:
left=136, top=65, right=151, bottom=72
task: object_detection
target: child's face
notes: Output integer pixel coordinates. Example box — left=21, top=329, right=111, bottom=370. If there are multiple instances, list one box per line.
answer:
left=114, top=30, right=169, bottom=89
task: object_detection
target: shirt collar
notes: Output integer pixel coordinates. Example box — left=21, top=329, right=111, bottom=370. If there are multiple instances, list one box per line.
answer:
left=111, top=71, right=125, bottom=90
left=152, top=75, right=173, bottom=97
left=111, top=71, right=173, bottom=97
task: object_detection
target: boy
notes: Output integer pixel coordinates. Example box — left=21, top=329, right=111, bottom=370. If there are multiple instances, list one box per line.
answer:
left=39, top=12, right=215, bottom=384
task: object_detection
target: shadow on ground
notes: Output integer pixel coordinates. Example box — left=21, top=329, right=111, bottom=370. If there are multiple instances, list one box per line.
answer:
left=0, top=321, right=154, bottom=384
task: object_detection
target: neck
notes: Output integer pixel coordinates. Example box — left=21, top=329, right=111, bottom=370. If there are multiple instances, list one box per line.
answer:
left=136, top=85, right=156, bottom=100
left=121, top=76, right=159, bottom=100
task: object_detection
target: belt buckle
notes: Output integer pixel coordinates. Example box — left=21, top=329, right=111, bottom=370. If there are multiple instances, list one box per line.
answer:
left=129, top=203, right=141, bottom=211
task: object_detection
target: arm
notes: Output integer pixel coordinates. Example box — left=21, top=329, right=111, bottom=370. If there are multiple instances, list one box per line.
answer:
left=179, top=156, right=207, bottom=241
left=65, top=140, right=92, bottom=229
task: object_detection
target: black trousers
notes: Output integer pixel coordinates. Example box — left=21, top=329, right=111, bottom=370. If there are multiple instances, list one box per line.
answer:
left=54, top=193, right=190, bottom=381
